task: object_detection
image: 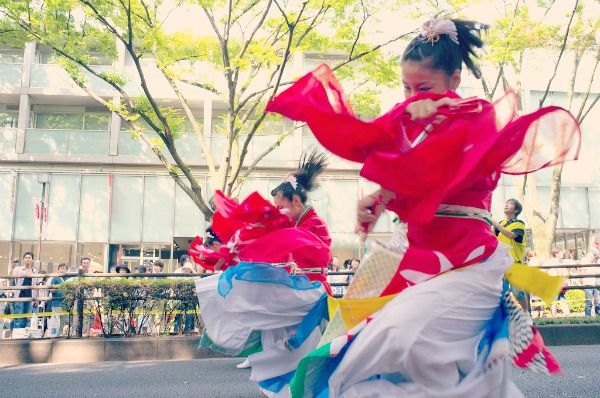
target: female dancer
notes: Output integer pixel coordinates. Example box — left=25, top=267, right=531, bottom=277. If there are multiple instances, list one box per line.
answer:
left=267, top=18, right=580, bottom=397
left=194, top=151, right=332, bottom=397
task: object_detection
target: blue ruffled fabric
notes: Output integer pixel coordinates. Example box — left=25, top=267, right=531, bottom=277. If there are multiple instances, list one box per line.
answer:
left=218, top=261, right=322, bottom=298
left=259, top=370, right=296, bottom=393
left=287, top=293, right=328, bottom=350
left=478, top=286, right=510, bottom=357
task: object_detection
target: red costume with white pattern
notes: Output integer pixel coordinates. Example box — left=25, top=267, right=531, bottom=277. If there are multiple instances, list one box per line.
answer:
left=200, top=190, right=333, bottom=293
left=266, top=64, right=581, bottom=297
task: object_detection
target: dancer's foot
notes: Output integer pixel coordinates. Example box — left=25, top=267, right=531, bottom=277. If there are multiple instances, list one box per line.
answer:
left=236, top=358, right=251, bottom=369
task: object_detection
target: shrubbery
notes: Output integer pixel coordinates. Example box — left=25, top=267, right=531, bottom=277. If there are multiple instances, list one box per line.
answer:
left=58, top=278, right=199, bottom=338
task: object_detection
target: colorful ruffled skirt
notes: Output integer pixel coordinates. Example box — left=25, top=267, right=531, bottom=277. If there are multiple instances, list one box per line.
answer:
left=289, top=245, right=559, bottom=398
left=195, top=262, right=329, bottom=397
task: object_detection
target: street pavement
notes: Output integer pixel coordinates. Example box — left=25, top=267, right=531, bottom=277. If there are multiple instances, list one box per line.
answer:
left=0, top=345, right=597, bottom=397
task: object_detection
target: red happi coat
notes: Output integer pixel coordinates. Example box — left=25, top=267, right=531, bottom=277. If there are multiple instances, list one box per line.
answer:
left=294, top=207, right=332, bottom=292
left=209, top=190, right=333, bottom=293
left=266, top=64, right=580, bottom=296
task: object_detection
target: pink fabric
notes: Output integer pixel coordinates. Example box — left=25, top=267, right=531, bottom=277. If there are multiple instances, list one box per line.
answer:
left=513, top=327, right=561, bottom=374
left=266, top=64, right=581, bottom=297
left=188, top=236, right=234, bottom=272
left=209, top=190, right=333, bottom=293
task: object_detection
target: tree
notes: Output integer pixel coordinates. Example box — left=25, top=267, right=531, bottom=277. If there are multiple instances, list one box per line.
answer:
left=0, top=0, right=409, bottom=219
left=481, top=0, right=600, bottom=258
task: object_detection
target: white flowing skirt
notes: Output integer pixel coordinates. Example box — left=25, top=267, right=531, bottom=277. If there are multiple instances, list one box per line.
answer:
left=195, top=264, right=327, bottom=395
left=328, top=246, right=524, bottom=398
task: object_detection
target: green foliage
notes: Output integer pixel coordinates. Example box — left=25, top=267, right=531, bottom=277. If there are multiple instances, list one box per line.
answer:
left=565, top=289, right=586, bottom=313
left=533, top=316, right=600, bottom=325
left=58, top=277, right=199, bottom=338
left=485, top=4, right=560, bottom=67
left=0, top=0, right=417, bottom=203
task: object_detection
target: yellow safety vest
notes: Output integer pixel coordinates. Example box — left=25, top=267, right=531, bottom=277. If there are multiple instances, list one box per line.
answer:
left=496, top=218, right=526, bottom=264
left=497, top=218, right=563, bottom=304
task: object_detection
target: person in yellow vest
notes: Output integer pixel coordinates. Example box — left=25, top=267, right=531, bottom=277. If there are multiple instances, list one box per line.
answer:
left=492, top=198, right=529, bottom=312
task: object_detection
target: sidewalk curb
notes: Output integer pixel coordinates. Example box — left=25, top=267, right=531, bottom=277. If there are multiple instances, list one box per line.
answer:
left=2, top=324, right=599, bottom=365
left=0, top=336, right=225, bottom=365
left=537, top=324, right=600, bottom=346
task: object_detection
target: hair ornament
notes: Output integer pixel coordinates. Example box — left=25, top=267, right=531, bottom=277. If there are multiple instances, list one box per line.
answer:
left=283, top=175, right=298, bottom=191
left=420, top=18, right=459, bottom=45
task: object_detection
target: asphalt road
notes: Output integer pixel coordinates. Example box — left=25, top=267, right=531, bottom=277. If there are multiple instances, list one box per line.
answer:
left=0, top=345, right=597, bottom=397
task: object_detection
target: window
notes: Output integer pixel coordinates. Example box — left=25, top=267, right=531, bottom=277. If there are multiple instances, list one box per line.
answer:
left=110, top=176, right=143, bottom=242
left=14, top=174, right=43, bottom=240
left=77, top=243, right=106, bottom=271
left=212, top=113, right=227, bottom=135
left=0, top=48, right=24, bottom=64
left=84, top=112, right=110, bottom=130
left=0, top=173, right=14, bottom=241
left=142, top=176, right=175, bottom=242
left=36, top=48, right=56, bottom=64
left=589, top=189, right=600, bottom=229
left=45, top=174, right=80, bottom=241
left=78, top=175, right=110, bottom=242
left=303, top=52, right=347, bottom=73
left=560, top=187, right=589, bottom=229
left=33, top=112, right=84, bottom=130
left=174, top=182, right=205, bottom=237
left=0, top=112, right=18, bottom=128
left=32, top=109, right=110, bottom=130
left=0, top=241, right=9, bottom=275
left=36, top=49, right=112, bottom=65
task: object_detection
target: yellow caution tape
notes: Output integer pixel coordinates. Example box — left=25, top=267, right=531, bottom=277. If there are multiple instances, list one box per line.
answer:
left=0, top=308, right=200, bottom=320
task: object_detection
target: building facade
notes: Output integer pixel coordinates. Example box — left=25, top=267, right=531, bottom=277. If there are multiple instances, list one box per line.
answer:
left=0, top=44, right=598, bottom=273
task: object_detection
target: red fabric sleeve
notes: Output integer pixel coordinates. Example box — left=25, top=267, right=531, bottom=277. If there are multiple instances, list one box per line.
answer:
left=268, top=66, right=581, bottom=225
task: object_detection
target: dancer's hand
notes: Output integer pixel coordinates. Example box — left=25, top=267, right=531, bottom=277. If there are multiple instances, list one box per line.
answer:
left=405, top=97, right=456, bottom=120
left=356, top=189, right=394, bottom=240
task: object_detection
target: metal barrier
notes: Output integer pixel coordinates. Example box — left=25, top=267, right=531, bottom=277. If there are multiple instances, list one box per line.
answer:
left=1, top=264, right=599, bottom=339
left=0, top=272, right=213, bottom=339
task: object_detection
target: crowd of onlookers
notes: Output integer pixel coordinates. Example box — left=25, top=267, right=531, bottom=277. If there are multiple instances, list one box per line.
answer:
left=2, top=246, right=599, bottom=339
left=0, top=252, right=203, bottom=339
left=326, top=256, right=360, bottom=296
left=527, top=248, right=600, bottom=318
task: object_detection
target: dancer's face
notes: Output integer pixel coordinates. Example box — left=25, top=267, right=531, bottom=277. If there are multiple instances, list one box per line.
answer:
left=207, top=241, right=222, bottom=251
left=401, top=60, right=461, bottom=99
left=273, top=191, right=304, bottom=220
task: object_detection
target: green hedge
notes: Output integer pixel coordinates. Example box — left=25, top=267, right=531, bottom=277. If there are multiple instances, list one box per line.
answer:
left=533, top=316, right=600, bottom=325
left=58, top=278, right=199, bottom=338
left=530, top=289, right=586, bottom=315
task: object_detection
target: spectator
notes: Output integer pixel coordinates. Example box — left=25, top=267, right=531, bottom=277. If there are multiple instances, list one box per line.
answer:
left=342, top=258, right=351, bottom=271
left=47, top=264, right=67, bottom=309
left=11, top=252, right=39, bottom=329
left=138, top=265, right=147, bottom=274
left=115, top=264, right=131, bottom=274
left=174, top=255, right=188, bottom=274
left=547, top=249, right=571, bottom=317
left=581, top=253, right=600, bottom=317
left=327, top=256, right=346, bottom=296
left=109, top=265, right=117, bottom=273
left=173, top=259, right=195, bottom=334
left=80, top=257, right=91, bottom=274
left=330, top=256, right=340, bottom=270
left=44, top=263, right=68, bottom=335
left=181, top=264, right=195, bottom=274
left=492, top=198, right=529, bottom=312
left=36, top=270, right=49, bottom=311
left=152, top=260, right=164, bottom=274
left=346, top=258, right=360, bottom=284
